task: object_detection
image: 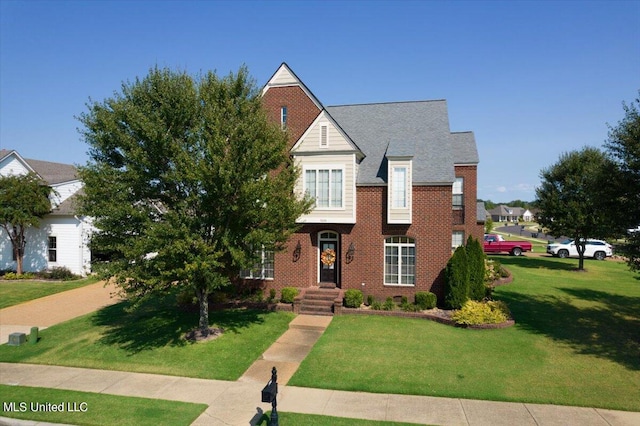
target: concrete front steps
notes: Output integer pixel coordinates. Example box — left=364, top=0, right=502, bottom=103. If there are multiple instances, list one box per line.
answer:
left=297, top=287, right=342, bottom=316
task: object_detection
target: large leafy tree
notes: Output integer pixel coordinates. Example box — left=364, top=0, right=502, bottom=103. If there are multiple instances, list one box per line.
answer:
left=536, top=147, right=617, bottom=270
left=604, top=92, right=640, bottom=272
left=78, top=66, right=311, bottom=335
left=0, top=173, right=52, bottom=274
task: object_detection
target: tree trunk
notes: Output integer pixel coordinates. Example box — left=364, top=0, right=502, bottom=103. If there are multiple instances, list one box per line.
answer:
left=196, top=288, right=210, bottom=336
left=577, top=242, right=586, bottom=270
left=16, top=251, right=23, bottom=275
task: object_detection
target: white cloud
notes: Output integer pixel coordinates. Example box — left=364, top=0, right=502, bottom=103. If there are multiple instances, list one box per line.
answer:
left=496, top=186, right=507, bottom=193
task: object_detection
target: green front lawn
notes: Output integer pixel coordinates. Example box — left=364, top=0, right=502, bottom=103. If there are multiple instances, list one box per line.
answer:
left=0, top=385, right=207, bottom=426
left=288, top=257, right=640, bottom=411
left=0, top=294, right=294, bottom=381
left=0, top=277, right=100, bottom=309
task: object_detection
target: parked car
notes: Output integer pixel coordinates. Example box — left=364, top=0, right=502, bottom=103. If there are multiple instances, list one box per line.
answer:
left=546, top=239, right=613, bottom=260
left=483, top=234, right=532, bottom=256
left=627, top=225, right=640, bottom=235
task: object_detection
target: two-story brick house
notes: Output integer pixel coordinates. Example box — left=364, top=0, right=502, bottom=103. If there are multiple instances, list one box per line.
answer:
left=240, top=63, right=482, bottom=309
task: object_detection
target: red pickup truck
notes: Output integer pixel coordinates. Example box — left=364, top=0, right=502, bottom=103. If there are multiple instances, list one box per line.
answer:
left=483, top=234, right=532, bottom=256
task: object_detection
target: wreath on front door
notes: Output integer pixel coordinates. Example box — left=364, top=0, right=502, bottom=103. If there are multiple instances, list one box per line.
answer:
left=321, top=248, right=337, bottom=266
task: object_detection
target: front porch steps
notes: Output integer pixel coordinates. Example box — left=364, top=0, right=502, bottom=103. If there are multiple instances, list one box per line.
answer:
left=297, top=287, right=342, bottom=316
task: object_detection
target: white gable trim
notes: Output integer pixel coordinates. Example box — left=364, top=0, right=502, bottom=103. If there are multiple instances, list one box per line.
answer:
left=261, top=63, right=324, bottom=110
left=291, top=110, right=363, bottom=157
left=0, top=150, right=40, bottom=178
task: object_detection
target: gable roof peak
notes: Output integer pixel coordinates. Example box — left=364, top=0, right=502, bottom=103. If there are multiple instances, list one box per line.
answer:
left=262, top=63, right=323, bottom=110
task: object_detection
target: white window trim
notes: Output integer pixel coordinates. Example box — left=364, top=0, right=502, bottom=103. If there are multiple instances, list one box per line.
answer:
left=281, top=106, right=287, bottom=129
left=303, top=165, right=345, bottom=210
left=48, top=235, right=58, bottom=263
left=452, top=231, right=465, bottom=250
left=387, top=161, right=412, bottom=224
left=240, top=247, right=274, bottom=280
left=384, top=236, right=416, bottom=287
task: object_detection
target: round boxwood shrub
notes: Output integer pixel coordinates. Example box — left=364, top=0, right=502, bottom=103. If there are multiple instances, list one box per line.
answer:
left=343, top=289, right=363, bottom=308
left=415, top=291, right=437, bottom=310
left=280, top=287, right=299, bottom=304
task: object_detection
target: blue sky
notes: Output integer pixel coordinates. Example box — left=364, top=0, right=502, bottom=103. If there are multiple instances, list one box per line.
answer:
left=1, top=0, right=638, bottom=203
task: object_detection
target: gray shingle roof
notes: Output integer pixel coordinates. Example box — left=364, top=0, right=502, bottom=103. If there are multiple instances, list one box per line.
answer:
left=326, top=101, right=469, bottom=185
left=451, top=131, right=479, bottom=164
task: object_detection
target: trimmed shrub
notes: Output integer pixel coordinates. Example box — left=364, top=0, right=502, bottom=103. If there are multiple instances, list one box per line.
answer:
left=280, top=287, right=299, bottom=304
left=268, top=288, right=277, bottom=303
left=382, top=297, right=396, bottom=311
left=370, top=300, right=383, bottom=310
left=415, top=291, right=437, bottom=310
left=2, top=272, right=36, bottom=280
left=451, top=300, right=511, bottom=325
left=344, top=289, right=363, bottom=308
left=466, top=236, right=486, bottom=301
left=444, top=245, right=469, bottom=309
left=366, top=294, right=375, bottom=306
left=44, top=266, right=78, bottom=280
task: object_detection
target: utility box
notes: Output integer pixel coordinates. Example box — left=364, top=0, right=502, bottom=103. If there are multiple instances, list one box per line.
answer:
left=8, top=332, right=26, bottom=346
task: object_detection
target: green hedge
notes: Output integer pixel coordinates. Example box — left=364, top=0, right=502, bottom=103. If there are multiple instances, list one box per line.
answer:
left=280, top=287, right=299, bottom=303
left=415, top=291, right=437, bottom=309
left=343, top=289, right=363, bottom=308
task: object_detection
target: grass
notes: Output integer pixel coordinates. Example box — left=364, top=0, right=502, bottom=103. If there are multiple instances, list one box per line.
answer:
left=0, top=293, right=295, bottom=380
left=0, top=276, right=100, bottom=309
left=0, top=385, right=207, bottom=425
left=288, top=256, right=640, bottom=411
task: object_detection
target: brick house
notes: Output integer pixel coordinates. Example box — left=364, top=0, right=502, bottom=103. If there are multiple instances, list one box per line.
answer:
left=240, top=63, right=482, bottom=309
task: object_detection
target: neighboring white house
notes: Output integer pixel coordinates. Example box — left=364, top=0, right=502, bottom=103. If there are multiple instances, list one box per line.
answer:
left=0, top=149, right=92, bottom=276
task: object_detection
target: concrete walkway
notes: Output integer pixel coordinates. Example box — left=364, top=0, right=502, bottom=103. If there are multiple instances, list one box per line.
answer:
left=1, top=285, right=640, bottom=425
left=0, top=281, right=120, bottom=345
left=2, top=363, right=639, bottom=426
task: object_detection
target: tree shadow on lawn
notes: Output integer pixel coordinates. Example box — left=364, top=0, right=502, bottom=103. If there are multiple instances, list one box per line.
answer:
left=495, top=255, right=578, bottom=271
left=91, top=295, right=267, bottom=354
left=498, top=288, right=640, bottom=370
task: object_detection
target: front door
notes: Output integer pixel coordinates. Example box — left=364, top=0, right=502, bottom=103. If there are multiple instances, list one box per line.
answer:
left=319, top=232, right=339, bottom=285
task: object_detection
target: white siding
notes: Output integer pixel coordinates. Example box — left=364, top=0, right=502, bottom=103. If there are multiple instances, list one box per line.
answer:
left=51, top=180, right=83, bottom=205
left=271, top=66, right=298, bottom=86
left=0, top=155, right=31, bottom=177
left=294, top=116, right=354, bottom=153
left=294, top=153, right=356, bottom=224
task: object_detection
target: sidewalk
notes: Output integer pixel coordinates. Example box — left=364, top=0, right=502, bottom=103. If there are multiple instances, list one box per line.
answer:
left=1, top=286, right=639, bottom=425
left=2, top=363, right=639, bottom=426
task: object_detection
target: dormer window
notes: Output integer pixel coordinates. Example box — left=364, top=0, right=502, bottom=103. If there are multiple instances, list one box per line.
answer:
left=281, top=106, right=287, bottom=129
left=387, top=159, right=412, bottom=224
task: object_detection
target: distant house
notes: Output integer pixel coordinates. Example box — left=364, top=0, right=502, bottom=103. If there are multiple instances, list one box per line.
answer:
left=0, top=149, right=92, bottom=276
left=239, top=63, right=482, bottom=306
left=488, top=205, right=526, bottom=223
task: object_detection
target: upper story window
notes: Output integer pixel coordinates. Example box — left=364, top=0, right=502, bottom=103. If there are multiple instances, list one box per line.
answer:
left=453, top=177, right=464, bottom=208
left=320, top=125, right=328, bottom=148
left=305, top=168, right=343, bottom=208
left=281, top=106, right=287, bottom=129
left=392, top=167, right=407, bottom=208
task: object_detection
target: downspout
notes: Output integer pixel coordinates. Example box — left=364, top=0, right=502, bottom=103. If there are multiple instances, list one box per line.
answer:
left=74, top=215, right=84, bottom=276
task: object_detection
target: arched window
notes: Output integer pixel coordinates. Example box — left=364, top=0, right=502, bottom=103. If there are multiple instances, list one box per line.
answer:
left=384, top=236, right=415, bottom=286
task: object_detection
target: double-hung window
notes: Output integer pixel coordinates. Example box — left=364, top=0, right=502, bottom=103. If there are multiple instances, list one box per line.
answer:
left=384, top=237, right=415, bottom=285
left=48, top=236, right=57, bottom=262
left=240, top=247, right=274, bottom=280
left=305, top=168, right=343, bottom=208
left=453, top=177, right=464, bottom=207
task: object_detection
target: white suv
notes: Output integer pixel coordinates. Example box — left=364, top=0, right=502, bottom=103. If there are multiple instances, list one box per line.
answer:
left=546, top=239, right=613, bottom=260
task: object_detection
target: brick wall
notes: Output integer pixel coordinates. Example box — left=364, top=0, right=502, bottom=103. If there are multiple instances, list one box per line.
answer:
left=248, top=184, right=455, bottom=305
left=454, top=165, right=484, bottom=242
left=262, top=86, right=321, bottom=148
